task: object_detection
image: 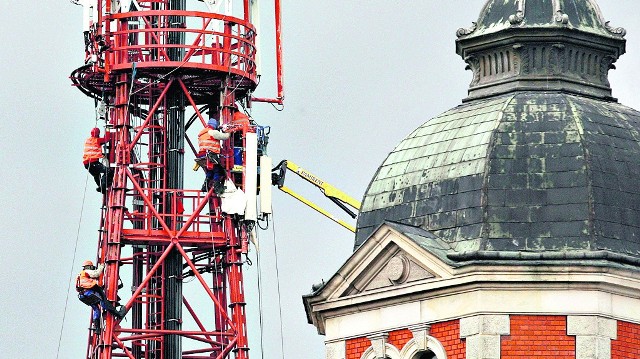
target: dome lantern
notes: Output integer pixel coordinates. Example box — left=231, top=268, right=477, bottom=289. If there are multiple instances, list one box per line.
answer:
left=455, top=0, right=626, bottom=101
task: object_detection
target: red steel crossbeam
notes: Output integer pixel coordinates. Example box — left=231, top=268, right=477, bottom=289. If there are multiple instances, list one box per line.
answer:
left=178, top=79, right=208, bottom=127
left=129, top=79, right=174, bottom=150
left=87, top=82, right=250, bottom=359
left=183, top=297, right=215, bottom=343
left=105, top=242, right=241, bottom=356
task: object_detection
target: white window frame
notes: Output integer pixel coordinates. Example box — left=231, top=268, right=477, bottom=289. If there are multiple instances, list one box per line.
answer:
left=359, top=335, right=447, bottom=359
left=399, top=336, right=448, bottom=359
left=360, top=343, right=401, bottom=359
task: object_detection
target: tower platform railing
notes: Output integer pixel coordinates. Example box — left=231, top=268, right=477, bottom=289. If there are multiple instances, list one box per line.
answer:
left=106, top=10, right=257, bottom=81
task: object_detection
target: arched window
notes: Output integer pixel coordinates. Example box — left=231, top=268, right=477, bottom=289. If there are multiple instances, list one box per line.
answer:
left=360, top=343, right=401, bottom=359
left=412, top=350, right=437, bottom=359
left=399, top=335, right=447, bottom=359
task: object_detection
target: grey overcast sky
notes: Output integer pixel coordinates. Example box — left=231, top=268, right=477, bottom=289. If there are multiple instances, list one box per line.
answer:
left=1, top=1, right=639, bottom=358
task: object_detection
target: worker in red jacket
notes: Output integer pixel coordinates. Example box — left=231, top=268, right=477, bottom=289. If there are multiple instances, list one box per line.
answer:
left=83, top=127, right=112, bottom=193
left=197, top=117, right=230, bottom=194
left=76, top=260, right=126, bottom=329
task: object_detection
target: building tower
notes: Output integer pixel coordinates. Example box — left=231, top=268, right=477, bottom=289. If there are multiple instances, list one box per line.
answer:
left=305, top=1, right=640, bottom=358
left=71, top=1, right=282, bottom=358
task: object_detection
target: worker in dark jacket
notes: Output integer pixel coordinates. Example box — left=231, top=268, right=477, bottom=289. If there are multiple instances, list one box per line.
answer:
left=197, top=117, right=230, bottom=194
left=83, top=127, right=112, bottom=193
left=76, top=260, right=126, bottom=329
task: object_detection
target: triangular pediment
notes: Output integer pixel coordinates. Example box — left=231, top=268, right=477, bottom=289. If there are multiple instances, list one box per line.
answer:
left=344, top=245, right=438, bottom=295
left=318, top=222, right=456, bottom=301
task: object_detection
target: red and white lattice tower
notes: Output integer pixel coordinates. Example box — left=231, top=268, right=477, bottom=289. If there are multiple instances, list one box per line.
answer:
left=70, top=1, right=283, bottom=358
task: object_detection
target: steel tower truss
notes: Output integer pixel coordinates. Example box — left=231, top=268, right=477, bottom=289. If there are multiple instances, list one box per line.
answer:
left=70, top=1, right=281, bottom=358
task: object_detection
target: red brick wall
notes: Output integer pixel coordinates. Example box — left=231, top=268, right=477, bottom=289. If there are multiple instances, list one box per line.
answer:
left=612, top=320, right=640, bottom=359
left=346, top=336, right=371, bottom=359
left=501, top=315, right=574, bottom=359
left=431, top=320, right=465, bottom=359
left=345, top=321, right=464, bottom=359
left=388, top=329, right=414, bottom=351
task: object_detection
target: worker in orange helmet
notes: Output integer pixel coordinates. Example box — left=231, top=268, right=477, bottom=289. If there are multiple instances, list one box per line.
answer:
left=76, top=260, right=126, bottom=329
left=83, top=127, right=112, bottom=193
left=196, top=114, right=230, bottom=194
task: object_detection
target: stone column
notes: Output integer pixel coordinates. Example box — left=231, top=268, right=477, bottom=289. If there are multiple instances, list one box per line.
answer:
left=567, top=316, right=617, bottom=359
left=408, top=323, right=432, bottom=351
left=367, top=332, right=389, bottom=358
left=460, top=315, right=510, bottom=359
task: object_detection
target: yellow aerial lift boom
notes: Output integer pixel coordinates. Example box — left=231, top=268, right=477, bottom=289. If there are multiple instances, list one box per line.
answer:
left=271, top=160, right=361, bottom=232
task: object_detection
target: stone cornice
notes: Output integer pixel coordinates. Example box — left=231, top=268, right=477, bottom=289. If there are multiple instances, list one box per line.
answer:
left=310, top=266, right=640, bottom=316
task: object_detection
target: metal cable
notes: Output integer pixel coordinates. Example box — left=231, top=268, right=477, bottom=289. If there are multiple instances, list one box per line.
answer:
left=129, top=56, right=190, bottom=96
left=55, top=170, right=90, bottom=359
left=255, top=229, right=266, bottom=359
left=210, top=215, right=222, bottom=345
left=270, top=213, right=286, bottom=359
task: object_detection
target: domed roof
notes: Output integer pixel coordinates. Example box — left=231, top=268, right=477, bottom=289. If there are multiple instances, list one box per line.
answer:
left=355, top=92, right=640, bottom=264
left=355, top=0, right=640, bottom=267
left=463, top=0, right=622, bottom=38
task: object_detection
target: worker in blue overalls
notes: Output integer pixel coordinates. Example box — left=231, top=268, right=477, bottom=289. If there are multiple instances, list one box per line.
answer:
left=197, top=116, right=231, bottom=194
left=76, top=260, right=126, bottom=329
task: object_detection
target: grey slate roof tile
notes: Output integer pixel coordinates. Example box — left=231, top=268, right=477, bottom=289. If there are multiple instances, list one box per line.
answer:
left=355, top=93, right=640, bottom=262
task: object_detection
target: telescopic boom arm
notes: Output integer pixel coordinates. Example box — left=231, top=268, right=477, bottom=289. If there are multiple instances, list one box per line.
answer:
left=271, top=160, right=361, bottom=232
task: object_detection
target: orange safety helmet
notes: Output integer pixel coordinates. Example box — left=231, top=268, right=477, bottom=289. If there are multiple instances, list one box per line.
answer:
left=82, top=260, right=94, bottom=267
left=90, top=127, right=100, bottom=137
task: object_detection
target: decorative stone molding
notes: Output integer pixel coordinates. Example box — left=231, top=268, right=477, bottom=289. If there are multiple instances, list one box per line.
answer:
left=359, top=252, right=436, bottom=293
left=400, top=324, right=448, bottom=359
left=509, top=0, right=525, bottom=26
left=387, top=255, right=410, bottom=284
left=408, top=324, right=431, bottom=350
left=600, top=55, right=616, bottom=86
left=368, top=332, right=390, bottom=358
left=508, top=11, right=524, bottom=26
left=567, top=316, right=617, bottom=359
left=460, top=315, right=510, bottom=359
left=460, top=38, right=618, bottom=100
left=464, top=55, right=480, bottom=86
left=604, top=21, right=627, bottom=37
left=555, top=10, right=569, bottom=25
left=325, top=340, right=346, bottom=359
left=456, top=22, right=477, bottom=38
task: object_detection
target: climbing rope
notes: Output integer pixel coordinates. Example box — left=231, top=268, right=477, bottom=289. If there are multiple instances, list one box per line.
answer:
left=55, top=170, right=90, bottom=359
left=56, top=106, right=105, bottom=358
